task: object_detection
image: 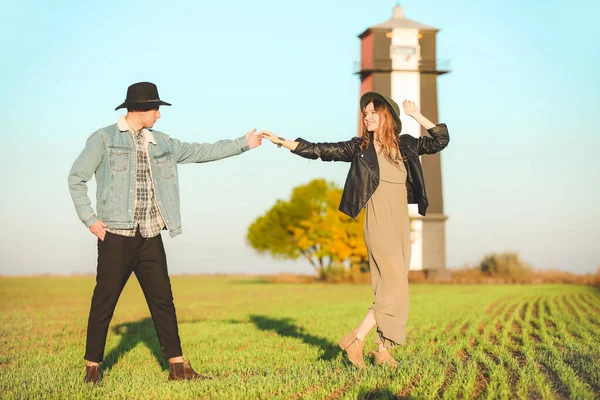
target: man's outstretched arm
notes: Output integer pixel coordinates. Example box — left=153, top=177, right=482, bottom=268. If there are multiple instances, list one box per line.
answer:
left=171, top=128, right=263, bottom=164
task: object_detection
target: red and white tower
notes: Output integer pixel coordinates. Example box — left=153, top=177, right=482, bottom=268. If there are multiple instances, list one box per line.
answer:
left=357, top=6, right=450, bottom=272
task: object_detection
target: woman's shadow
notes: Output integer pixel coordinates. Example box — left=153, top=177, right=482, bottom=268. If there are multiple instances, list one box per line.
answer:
left=101, top=318, right=172, bottom=373
left=247, top=314, right=341, bottom=361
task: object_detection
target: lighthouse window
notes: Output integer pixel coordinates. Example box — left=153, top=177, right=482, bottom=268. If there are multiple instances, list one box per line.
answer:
left=391, top=46, right=416, bottom=55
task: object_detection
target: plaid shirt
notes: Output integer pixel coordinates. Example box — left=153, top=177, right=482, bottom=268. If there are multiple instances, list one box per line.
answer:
left=107, top=125, right=165, bottom=238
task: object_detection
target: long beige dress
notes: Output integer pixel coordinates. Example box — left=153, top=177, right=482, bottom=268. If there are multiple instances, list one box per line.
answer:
left=364, top=148, right=411, bottom=348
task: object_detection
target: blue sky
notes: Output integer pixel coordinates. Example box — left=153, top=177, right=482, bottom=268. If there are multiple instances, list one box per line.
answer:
left=1, top=0, right=598, bottom=275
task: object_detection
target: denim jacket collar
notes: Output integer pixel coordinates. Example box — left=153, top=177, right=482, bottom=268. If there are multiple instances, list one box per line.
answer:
left=117, top=116, right=157, bottom=145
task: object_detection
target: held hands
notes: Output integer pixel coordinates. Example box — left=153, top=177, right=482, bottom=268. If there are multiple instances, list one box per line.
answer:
left=246, top=129, right=290, bottom=149
left=260, top=131, right=299, bottom=151
left=90, top=220, right=109, bottom=241
left=402, top=100, right=421, bottom=118
left=260, top=131, right=280, bottom=144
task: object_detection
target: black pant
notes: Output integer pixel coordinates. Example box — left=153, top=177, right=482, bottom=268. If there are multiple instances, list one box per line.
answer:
left=84, top=230, right=182, bottom=362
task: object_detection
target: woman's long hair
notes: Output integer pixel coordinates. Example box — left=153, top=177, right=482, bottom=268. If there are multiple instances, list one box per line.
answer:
left=359, top=99, right=405, bottom=165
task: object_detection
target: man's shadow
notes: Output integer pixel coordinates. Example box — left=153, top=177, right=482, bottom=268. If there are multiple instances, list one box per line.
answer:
left=101, top=317, right=200, bottom=373
left=248, top=314, right=341, bottom=361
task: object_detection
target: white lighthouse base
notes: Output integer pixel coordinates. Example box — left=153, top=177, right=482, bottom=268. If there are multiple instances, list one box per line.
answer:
left=409, top=208, right=447, bottom=271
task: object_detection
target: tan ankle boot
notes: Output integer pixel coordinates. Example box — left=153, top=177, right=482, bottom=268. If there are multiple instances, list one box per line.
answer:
left=373, top=350, right=397, bottom=368
left=338, top=329, right=367, bottom=369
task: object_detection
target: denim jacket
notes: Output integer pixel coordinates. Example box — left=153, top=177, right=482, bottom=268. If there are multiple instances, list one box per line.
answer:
left=68, top=120, right=250, bottom=237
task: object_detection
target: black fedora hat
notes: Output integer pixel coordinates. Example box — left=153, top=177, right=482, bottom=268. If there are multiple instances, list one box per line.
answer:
left=115, top=82, right=172, bottom=111
left=360, top=92, right=402, bottom=132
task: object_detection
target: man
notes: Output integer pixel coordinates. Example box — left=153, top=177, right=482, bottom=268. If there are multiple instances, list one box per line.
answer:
left=68, top=82, right=262, bottom=383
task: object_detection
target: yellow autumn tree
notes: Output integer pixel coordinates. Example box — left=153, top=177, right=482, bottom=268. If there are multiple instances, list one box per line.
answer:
left=246, top=179, right=368, bottom=281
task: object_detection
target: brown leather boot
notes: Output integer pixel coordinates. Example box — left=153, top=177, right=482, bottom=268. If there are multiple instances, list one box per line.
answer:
left=338, top=329, right=367, bottom=369
left=168, top=360, right=211, bottom=381
left=83, top=365, right=101, bottom=384
left=374, top=350, right=397, bottom=368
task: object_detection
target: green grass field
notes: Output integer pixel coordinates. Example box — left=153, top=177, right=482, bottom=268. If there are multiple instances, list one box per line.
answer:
left=1, top=277, right=599, bottom=399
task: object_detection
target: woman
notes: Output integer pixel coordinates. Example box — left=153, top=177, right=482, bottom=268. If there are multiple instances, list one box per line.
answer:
left=261, top=92, right=449, bottom=368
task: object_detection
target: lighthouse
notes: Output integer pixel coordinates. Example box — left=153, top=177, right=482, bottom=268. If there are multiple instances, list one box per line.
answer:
left=357, top=6, right=450, bottom=273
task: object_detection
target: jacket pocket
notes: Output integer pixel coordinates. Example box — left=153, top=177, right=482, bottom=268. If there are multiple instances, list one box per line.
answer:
left=109, top=147, right=130, bottom=172
left=153, top=152, right=175, bottom=180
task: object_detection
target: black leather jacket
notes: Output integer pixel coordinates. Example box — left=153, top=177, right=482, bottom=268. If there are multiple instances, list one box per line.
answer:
left=292, top=123, right=449, bottom=218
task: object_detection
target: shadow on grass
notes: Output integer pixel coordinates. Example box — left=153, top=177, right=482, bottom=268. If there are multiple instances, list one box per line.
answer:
left=102, top=318, right=169, bottom=373
left=248, top=314, right=341, bottom=361
left=100, top=317, right=216, bottom=373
